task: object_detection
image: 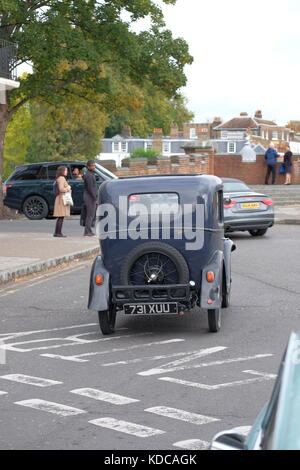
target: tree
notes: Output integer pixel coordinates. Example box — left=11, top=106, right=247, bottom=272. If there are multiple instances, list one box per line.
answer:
left=0, top=0, right=193, bottom=212
left=26, top=97, right=107, bottom=163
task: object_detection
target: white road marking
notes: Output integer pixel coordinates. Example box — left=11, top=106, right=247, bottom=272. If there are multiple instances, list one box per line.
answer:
left=159, top=370, right=276, bottom=390
left=15, top=399, right=86, bottom=416
left=138, top=353, right=273, bottom=376
left=145, top=406, right=219, bottom=425
left=102, top=350, right=202, bottom=367
left=233, top=426, right=252, bottom=436
left=89, top=417, right=165, bottom=438
left=173, top=439, right=210, bottom=450
left=0, top=374, right=62, bottom=387
left=70, top=388, right=139, bottom=405
left=138, top=347, right=227, bottom=376
left=41, top=339, right=185, bottom=363
left=0, top=323, right=98, bottom=342
left=0, top=332, right=151, bottom=353
left=0, top=391, right=8, bottom=396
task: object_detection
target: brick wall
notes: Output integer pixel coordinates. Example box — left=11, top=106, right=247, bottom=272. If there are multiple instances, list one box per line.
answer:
left=98, top=153, right=300, bottom=184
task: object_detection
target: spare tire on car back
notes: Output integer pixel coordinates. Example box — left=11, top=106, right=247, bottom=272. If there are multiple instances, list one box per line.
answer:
left=120, top=242, right=190, bottom=286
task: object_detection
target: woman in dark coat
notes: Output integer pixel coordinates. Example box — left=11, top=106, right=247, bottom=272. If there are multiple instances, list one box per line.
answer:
left=53, top=166, right=72, bottom=237
left=283, top=145, right=293, bottom=185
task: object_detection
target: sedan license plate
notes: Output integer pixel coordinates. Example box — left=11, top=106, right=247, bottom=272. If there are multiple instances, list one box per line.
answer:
left=124, top=303, right=178, bottom=315
left=241, top=202, right=260, bottom=209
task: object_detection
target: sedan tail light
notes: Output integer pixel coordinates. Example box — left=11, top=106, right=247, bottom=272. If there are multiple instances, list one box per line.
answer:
left=224, top=200, right=237, bottom=209
left=261, top=198, right=273, bottom=206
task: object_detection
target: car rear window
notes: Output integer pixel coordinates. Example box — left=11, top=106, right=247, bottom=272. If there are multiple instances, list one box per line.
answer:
left=128, top=193, right=179, bottom=215
left=9, top=166, right=42, bottom=181
left=223, top=182, right=250, bottom=192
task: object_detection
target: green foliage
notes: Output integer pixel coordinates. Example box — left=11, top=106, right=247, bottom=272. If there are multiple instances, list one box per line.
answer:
left=130, top=148, right=160, bottom=158
left=26, top=97, right=107, bottom=163
left=3, top=104, right=32, bottom=180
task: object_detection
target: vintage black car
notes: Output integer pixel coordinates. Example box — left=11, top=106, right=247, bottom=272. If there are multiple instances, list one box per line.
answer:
left=88, top=174, right=236, bottom=335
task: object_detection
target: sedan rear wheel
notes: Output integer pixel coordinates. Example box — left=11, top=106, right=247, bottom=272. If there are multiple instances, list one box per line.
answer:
left=249, top=228, right=268, bottom=237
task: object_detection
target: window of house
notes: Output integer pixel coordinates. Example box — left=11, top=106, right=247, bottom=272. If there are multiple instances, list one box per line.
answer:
left=189, top=128, right=197, bottom=139
left=144, top=141, right=152, bottom=151
left=163, top=141, right=171, bottom=154
left=121, top=141, right=128, bottom=153
left=112, top=141, right=120, bottom=153
left=227, top=142, right=236, bottom=153
left=272, top=131, right=278, bottom=140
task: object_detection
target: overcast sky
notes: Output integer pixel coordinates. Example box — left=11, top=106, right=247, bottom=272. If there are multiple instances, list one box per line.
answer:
left=157, top=0, right=300, bottom=125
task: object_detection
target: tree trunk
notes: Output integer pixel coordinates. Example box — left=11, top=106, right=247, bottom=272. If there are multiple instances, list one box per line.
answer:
left=0, top=98, right=11, bottom=217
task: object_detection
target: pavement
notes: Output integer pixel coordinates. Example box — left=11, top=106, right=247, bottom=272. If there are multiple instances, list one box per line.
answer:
left=0, top=206, right=300, bottom=285
left=0, top=217, right=99, bottom=285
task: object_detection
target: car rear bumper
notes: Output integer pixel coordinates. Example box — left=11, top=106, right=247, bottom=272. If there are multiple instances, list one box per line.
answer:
left=112, top=284, right=192, bottom=305
left=224, top=215, right=274, bottom=232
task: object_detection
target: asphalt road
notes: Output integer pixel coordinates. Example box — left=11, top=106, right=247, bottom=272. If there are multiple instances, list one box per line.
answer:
left=0, top=225, right=300, bottom=450
left=0, top=217, right=83, bottom=236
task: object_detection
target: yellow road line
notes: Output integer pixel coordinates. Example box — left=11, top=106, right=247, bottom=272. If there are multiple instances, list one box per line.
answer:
left=0, top=264, right=88, bottom=298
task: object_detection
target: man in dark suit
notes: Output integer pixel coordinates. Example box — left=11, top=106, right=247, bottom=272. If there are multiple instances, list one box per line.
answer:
left=83, top=160, right=98, bottom=236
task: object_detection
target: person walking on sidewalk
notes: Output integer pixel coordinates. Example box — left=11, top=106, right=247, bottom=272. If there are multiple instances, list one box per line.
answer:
left=283, top=145, right=293, bottom=185
left=53, top=166, right=72, bottom=237
left=264, top=143, right=279, bottom=185
left=83, top=160, right=98, bottom=236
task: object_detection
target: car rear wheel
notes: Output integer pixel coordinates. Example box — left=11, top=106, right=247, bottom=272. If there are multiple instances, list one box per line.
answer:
left=98, top=304, right=116, bottom=335
left=249, top=228, right=268, bottom=237
left=120, top=242, right=190, bottom=285
left=23, top=196, right=49, bottom=220
left=208, top=308, right=221, bottom=333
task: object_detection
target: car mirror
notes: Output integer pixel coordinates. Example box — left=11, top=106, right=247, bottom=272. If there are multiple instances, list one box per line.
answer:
left=231, top=243, right=236, bottom=252
left=210, top=431, right=247, bottom=450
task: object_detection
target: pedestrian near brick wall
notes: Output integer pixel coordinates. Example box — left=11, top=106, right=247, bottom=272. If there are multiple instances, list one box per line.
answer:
left=283, top=145, right=293, bottom=185
left=264, top=143, right=279, bottom=185
left=53, top=166, right=72, bottom=237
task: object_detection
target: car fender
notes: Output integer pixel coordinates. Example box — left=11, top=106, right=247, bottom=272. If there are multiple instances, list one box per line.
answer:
left=88, top=256, right=110, bottom=311
left=223, top=237, right=236, bottom=294
left=200, top=250, right=223, bottom=309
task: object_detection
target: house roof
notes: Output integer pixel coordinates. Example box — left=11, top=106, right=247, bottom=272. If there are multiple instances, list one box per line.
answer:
left=215, top=117, right=258, bottom=130
left=214, top=116, right=278, bottom=130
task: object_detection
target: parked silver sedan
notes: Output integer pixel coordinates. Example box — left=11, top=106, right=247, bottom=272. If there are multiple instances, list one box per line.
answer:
left=222, top=178, right=274, bottom=236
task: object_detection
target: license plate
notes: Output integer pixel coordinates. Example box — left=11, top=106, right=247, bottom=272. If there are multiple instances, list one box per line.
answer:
left=124, top=303, right=178, bottom=315
left=241, top=202, right=260, bottom=209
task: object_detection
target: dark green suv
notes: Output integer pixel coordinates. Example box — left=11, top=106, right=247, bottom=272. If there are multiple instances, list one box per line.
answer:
left=3, top=161, right=117, bottom=220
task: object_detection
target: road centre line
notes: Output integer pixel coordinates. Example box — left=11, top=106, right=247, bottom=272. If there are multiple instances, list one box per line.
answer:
left=41, top=339, right=185, bottom=363
left=0, top=391, right=8, bottom=396
left=159, top=370, right=277, bottom=390
left=0, top=374, right=63, bottom=387
left=145, top=406, right=219, bottom=425
left=89, top=417, right=165, bottom=438
left=70, top=388, right=139, bottom=405
left=138, top=353, right=273, bottom=376
left=0, top=332, right=152, bottom=353
left=15, top=399, right=86, bottom=416
left=173, top=439, right=210, bottom=450
left=0, top=264, right=87, bottom=298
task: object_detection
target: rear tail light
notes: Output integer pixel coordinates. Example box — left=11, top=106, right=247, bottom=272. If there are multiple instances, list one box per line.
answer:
left=262, top=198, right=273, bottom=206
left=95, top=274, right=104, bottom=285
left=206, top=271, right=215, bottom=282
left=3, top=184, right=12, bottom=196
left=223, top=200, right=237, bottom=209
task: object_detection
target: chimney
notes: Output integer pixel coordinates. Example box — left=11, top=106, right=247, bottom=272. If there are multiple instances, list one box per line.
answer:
left=240, top=112, right=248, bottom=116
left=152, top=128, right=163, bottom=153
left=121, top=125, right=132, bottom=138
left=170, top=122, right=179, bottom=139
left=254, top=110, right=262, bottom=119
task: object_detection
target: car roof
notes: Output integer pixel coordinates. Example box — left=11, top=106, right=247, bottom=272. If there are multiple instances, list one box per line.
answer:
left=16, top=161, right=87, bottom=168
